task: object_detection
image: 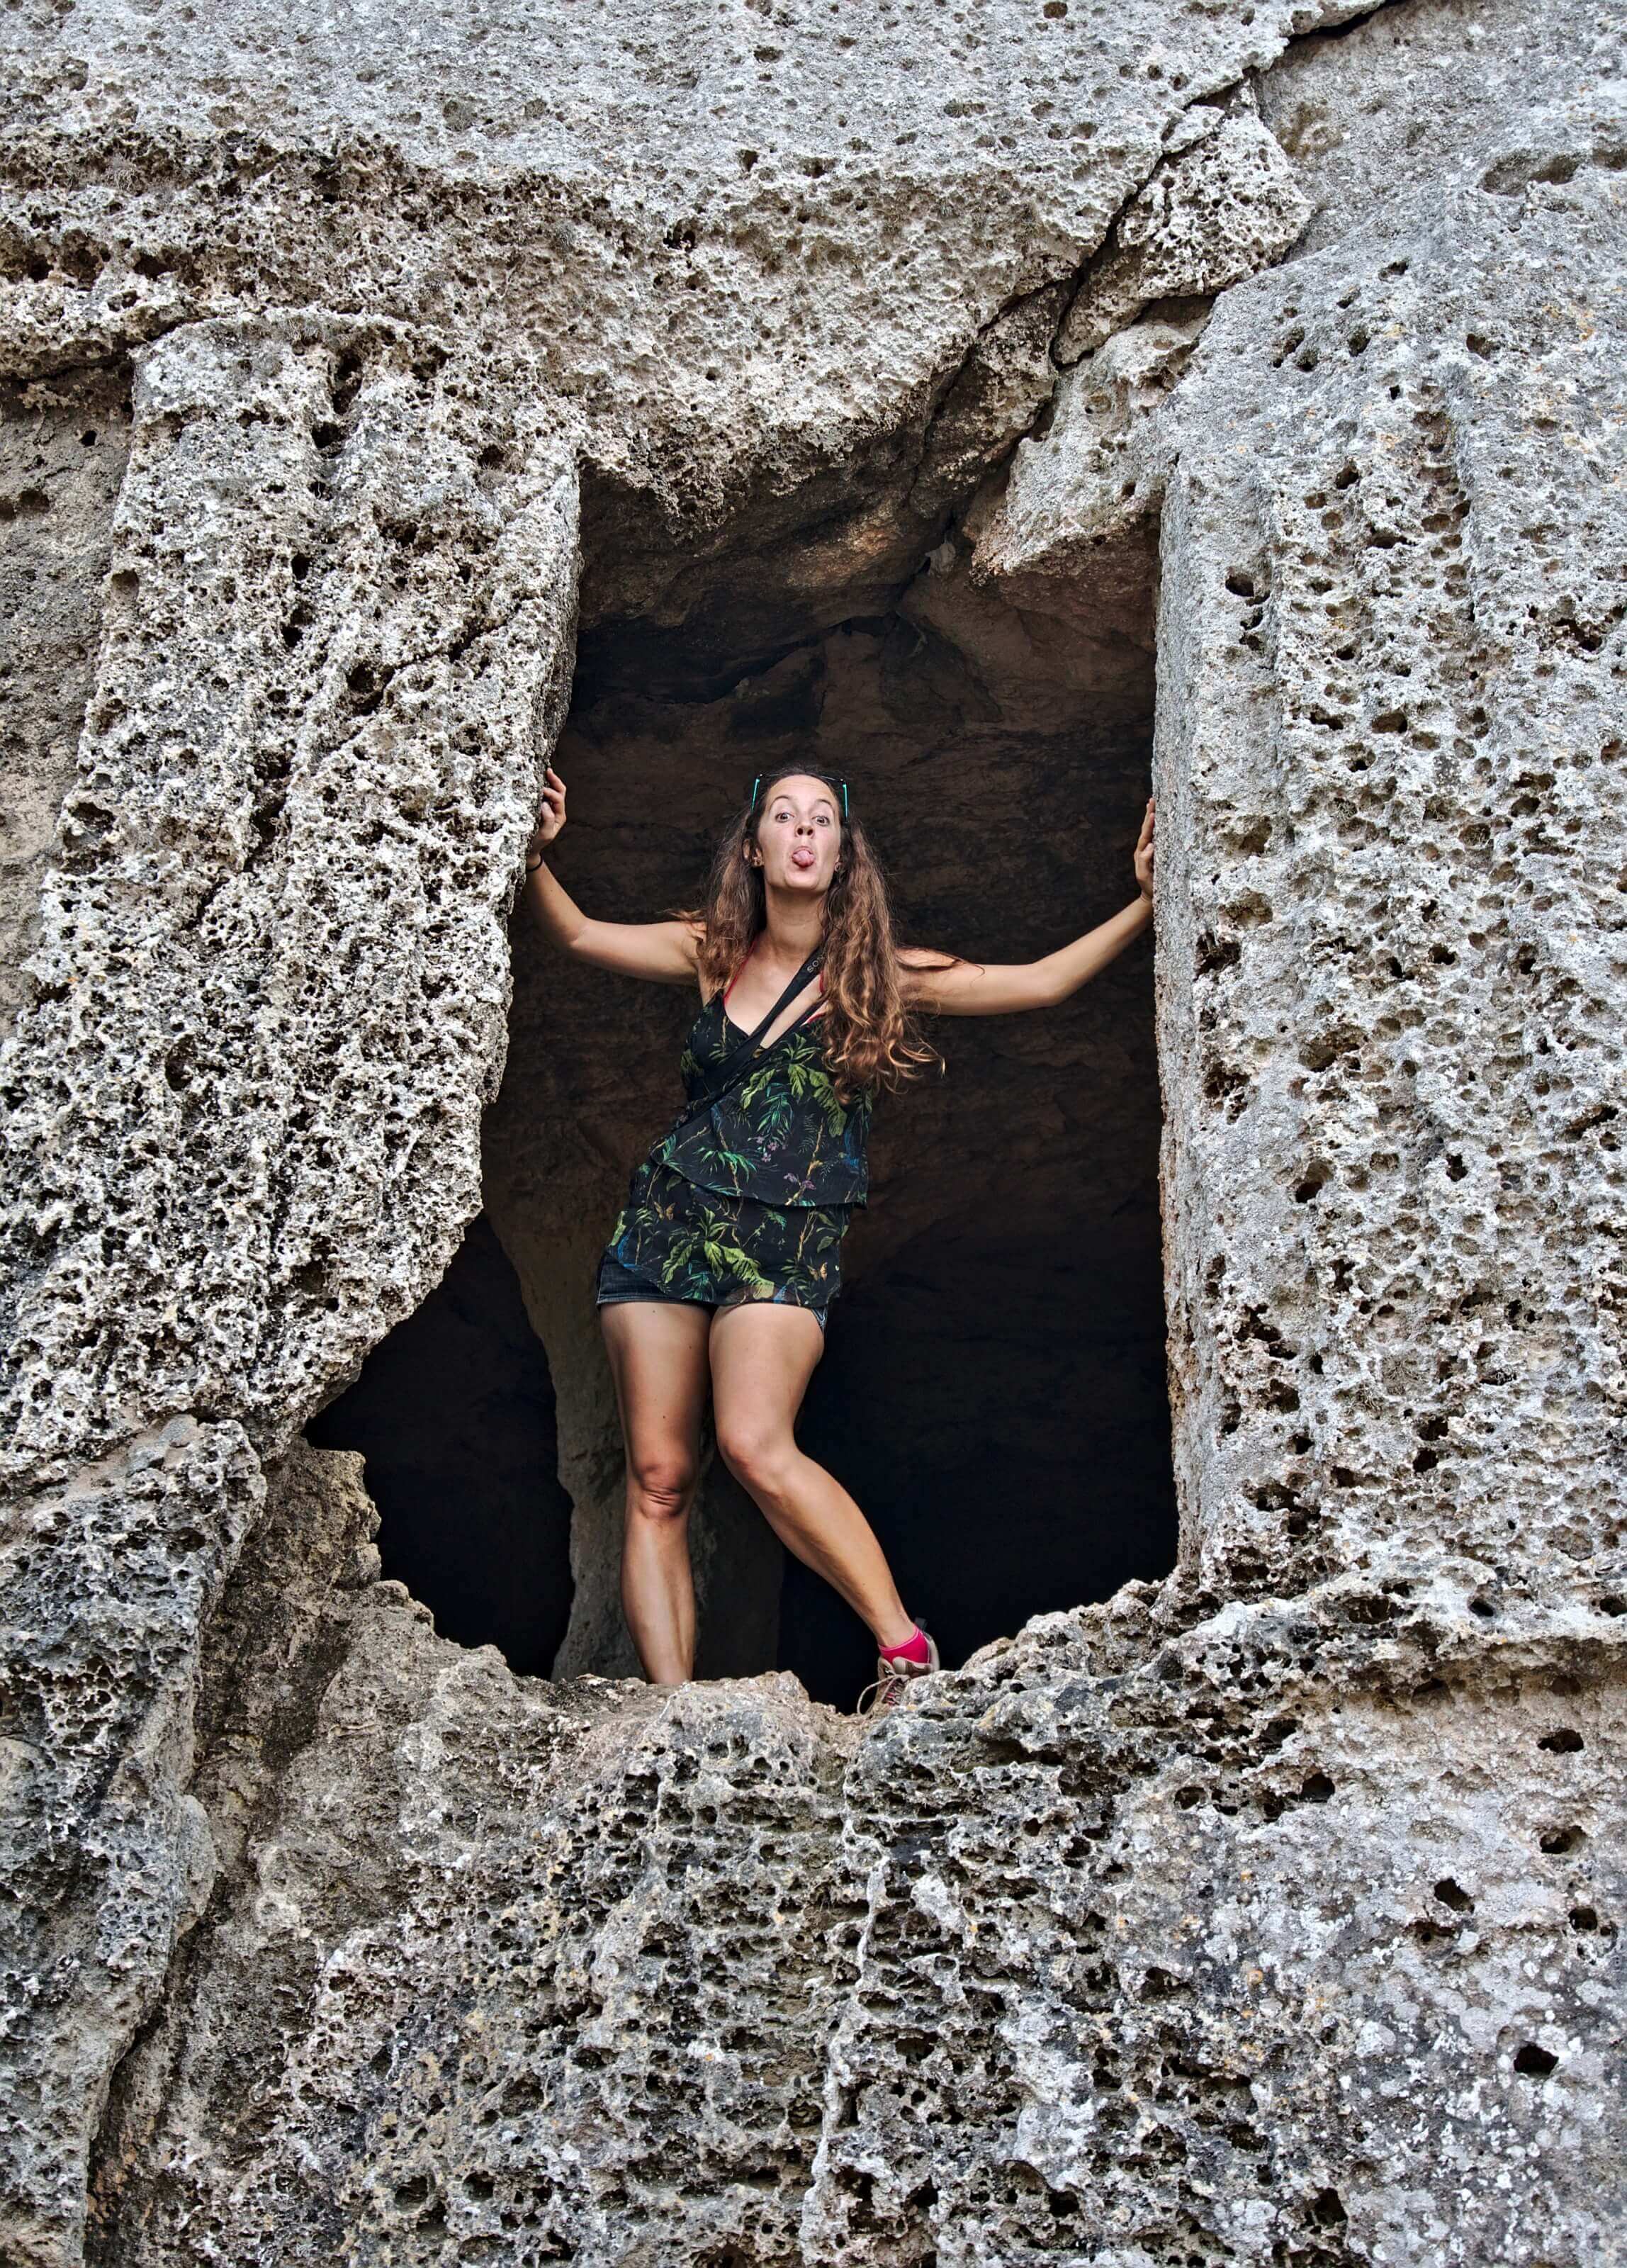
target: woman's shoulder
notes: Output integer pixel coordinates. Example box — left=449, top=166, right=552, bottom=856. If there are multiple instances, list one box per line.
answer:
left=676, top=916, right=723, bottom=1004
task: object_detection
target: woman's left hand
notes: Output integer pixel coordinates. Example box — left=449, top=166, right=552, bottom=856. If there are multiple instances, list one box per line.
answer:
left=1134, top=797, right=1155, bottom=902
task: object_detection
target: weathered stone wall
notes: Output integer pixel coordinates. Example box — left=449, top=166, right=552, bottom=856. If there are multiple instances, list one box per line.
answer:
left=0, top=361, right=130, bottom=1037
left=85, top=1452, right=1627, bottom=2268
left=1, top=0, right=1623, bottom=2262
left=0, top=325, right=580, bottom=2264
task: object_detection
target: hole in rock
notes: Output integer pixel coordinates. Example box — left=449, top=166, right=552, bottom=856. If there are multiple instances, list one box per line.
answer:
left=483, top=511, right=1177, bottom=1702
left=307, top=1216, right=574, bottom=1675
left=308, top=506, right=1177, bottom=1698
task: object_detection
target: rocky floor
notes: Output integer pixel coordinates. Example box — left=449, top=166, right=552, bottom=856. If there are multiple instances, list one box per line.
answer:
left=88, top=1447, right=1627, bottom=2266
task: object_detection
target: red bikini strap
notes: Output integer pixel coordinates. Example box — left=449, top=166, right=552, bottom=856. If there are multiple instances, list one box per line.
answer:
left=724, top=939, right=758, bottom=1004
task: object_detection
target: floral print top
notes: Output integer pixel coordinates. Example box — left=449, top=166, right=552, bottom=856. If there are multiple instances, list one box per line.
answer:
left=649, top=985, right=872, bottom=1208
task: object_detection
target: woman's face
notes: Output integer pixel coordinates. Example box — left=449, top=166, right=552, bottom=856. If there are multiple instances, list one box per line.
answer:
left=750, top=775, right=843, bottom=895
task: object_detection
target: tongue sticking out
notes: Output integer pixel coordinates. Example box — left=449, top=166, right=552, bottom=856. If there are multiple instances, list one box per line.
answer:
left=791, top=847, right=816, bottom=869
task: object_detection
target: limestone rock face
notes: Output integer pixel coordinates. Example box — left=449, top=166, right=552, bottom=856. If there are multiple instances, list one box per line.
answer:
left=95, top=1444, right=861, bottom=2267
left=0, top=364, right=130, bottom=1037
left=1054, top=106, right=1311, bottom=363
left=967, top=303, right=1210, bottom=643
left=86, top=1453, right=1627, bottom=2268
left=0, top=327, right=580, bottom=2265
left=0, top=0, right=1368, bottom=563
left=1, top=0, right=1626, bottom=2262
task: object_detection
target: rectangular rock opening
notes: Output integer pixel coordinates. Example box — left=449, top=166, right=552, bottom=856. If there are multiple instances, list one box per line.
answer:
left=480, top=520, right=1178, bottom=1697
left=307, top=515, right=1177, bottom=1696
left=303, top=475, right=1178, bottom=1697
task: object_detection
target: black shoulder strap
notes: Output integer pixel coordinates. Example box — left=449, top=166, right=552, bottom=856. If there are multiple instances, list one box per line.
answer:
left=669, top=948, right=823, bottom=1135
left=735, top=948, right=825, bottom=1053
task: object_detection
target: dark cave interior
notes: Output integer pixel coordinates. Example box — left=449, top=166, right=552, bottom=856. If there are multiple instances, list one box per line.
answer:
left=308, top=1215, right=575, bottom=1679
left=788, top=1188, right=1174, bottom=1705
left=310, top=517, right=1177, bottom=1707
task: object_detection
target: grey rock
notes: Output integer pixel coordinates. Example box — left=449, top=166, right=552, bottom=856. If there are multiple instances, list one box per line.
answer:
left=1, top=1418, right=263, bottom=2268
left=967, top=301, right=1211, bottom=642
left=0, top=318, right=579, bottom=2263
left=1256, top=0, right=1615, bottom=257
left=1056, top=108, right=1312, bottom=363
left=2, top=320, right=580, bottom=1493
left=86, top=1458, right=1627, bottom=2267
left=1152, top=171, right=1627, bottom=1607
left=0, top=0, right=1623, bottom=2260
left=93, top=1441, right=857, bottom=2267
left=0, top=0, right=1373, bottom=593
left=0, top=366, right=131, bottom=1038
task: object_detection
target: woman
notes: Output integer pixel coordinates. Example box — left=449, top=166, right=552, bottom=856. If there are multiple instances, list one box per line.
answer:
left=524, top=763, right=1155, bottom=1712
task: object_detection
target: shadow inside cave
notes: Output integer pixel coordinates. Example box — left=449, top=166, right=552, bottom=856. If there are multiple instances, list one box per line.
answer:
left=790, top=1195, right=1175, bottom=1707
left=306, top=1214, right=576, bottom=1680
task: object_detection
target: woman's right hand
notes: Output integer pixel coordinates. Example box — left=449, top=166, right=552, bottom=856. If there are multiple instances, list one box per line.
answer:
left=527, top=765, right=566, bottom=868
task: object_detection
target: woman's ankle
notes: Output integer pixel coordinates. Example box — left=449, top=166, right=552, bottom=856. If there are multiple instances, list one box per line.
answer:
left=877, top=1619, right=930, bottom=1664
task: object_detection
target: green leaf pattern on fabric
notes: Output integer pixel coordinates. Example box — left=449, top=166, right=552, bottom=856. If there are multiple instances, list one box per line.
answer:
left=652, top=993, right=871, bottom=1208
left=598, top=985, right=868, bottom=1315
left=604, top=1158, right=847, bottom=1312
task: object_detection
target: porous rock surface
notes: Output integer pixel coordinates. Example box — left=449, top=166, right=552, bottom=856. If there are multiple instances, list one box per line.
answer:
left=1, top=0, right=1625, bottom=2263
left=89, top=1447, right=1627, bottom=2268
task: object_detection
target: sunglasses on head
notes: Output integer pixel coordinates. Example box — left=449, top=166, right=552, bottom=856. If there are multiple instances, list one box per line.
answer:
left=748, top=773, right=850, bottom=818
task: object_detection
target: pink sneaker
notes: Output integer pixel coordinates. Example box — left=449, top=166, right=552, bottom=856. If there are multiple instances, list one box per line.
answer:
left=856, top=1627, right=940, bottom=1717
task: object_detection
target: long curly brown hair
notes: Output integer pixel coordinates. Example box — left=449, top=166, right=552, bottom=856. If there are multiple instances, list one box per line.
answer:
left=679, top=769, right=945, bottom=1101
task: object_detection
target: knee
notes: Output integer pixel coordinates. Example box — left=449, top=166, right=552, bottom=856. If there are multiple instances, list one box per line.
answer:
left=626, top=1452, right=697, bottom=1525
left=716, top=1421, right=794, bottom=1497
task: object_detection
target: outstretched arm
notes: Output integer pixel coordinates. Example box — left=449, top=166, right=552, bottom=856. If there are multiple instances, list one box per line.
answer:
left=522, top=767, right=700, bottom=984
left=901, top=798, right=1154, bottom=1016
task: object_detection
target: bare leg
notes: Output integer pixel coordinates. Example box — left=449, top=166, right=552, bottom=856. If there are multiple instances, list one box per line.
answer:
left=709, top=1302, right=916, bottom=1653
left=600, top=1301, right=713, bottom=1683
